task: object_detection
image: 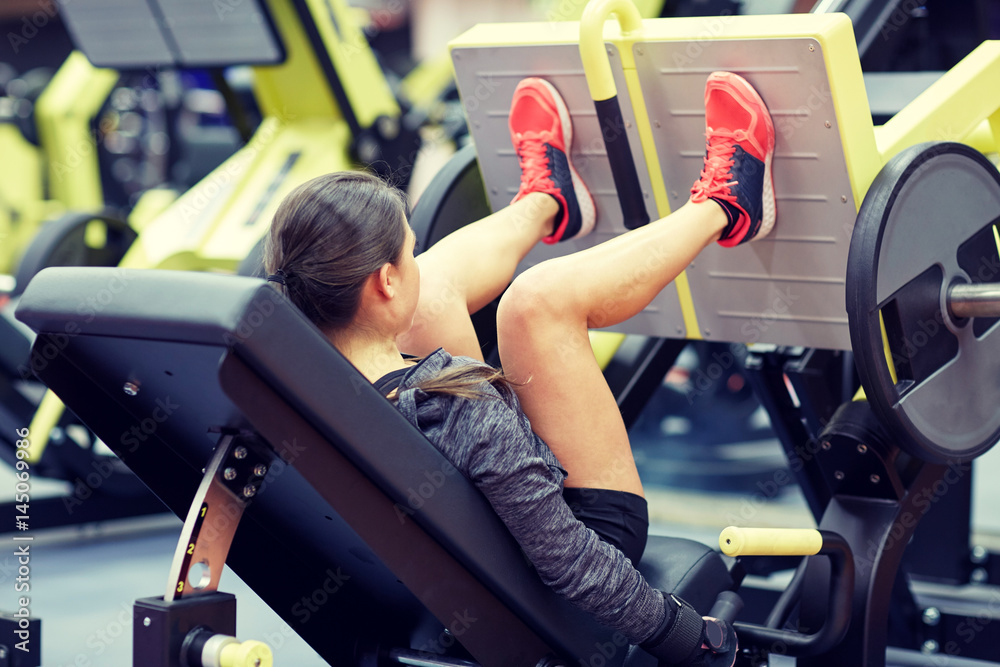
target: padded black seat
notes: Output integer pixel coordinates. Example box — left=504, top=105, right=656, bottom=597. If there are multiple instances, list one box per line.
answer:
left=17, top=267, right=736, bottom=666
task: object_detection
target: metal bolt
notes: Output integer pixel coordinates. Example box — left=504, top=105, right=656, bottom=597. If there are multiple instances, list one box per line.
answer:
left=123, top=382, right=140, bottom=396
left=0, top=646, right=7, bottom=659
left=223, top=467, right=237, bottom=481
left=144, top=617, right=151, bottom=627
left=636, top=46, right=644, bottom=56
left=972, top=567, right=989, bottom=583
left=922, top=607, right=941, bottom=626
left=654, top=120, right=661, bottom=128
left=676, top=326, right=684, bottom=334
left=870, top=474, right=881, bottom=484
left=841, top=195, right=848, bottom=203
left=234, top=446, right=248, bottom=460
left=243, top=484, right=257, bottom=499
left=253, top=464, right=268, bottom=477
left=704, top=329, right=711, bottom=337
left=824, top=120, right=832, bottom=128
left=821, top=440, right=832, bottom=450
left=857, top=444, right=867, bottom=454
left=625, top=120, right=632, bottom=129
left=809, top=44, right=815, bottom=52
left=834, top=470, right=845, bottom=481
left=921, top=640, right=939, bottom=654
left=971, top=545, right=989, bottom=564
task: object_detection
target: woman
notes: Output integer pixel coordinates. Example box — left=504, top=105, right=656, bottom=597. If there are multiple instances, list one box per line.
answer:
left=264, top=72, right=775, bottom=666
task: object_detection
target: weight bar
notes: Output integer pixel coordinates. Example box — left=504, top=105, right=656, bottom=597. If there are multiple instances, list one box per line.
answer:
left=948, top=282, right=1000, bottom=319
left=847, top=141, right=1000, bottom=464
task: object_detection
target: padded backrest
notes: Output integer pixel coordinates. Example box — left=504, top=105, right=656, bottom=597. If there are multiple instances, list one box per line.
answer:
left=16, top=267, right=631, bottom=666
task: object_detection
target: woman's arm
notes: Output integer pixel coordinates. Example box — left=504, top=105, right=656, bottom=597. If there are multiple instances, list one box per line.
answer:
left=459, top=396, right=666, bottom=645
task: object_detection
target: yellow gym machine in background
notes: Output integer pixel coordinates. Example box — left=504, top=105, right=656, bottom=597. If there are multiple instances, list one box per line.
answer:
left=22, top=0, right=402, bottom=462
left=0, top=51, right=119, bottom=277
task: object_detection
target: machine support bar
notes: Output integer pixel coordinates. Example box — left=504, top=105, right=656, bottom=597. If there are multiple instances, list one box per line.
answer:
left=948, top=282, right=1000, bottom=319
left=164, top=434, right=247, bottom=602
left=580, top=0, right=650, bottom=230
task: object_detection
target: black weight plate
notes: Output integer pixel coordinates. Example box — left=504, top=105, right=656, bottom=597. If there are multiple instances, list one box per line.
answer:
left=847, top=142, right=1000, bottom=463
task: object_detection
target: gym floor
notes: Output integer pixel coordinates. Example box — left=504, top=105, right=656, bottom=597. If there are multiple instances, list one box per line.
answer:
left=3, top=426, right=999, bottom=666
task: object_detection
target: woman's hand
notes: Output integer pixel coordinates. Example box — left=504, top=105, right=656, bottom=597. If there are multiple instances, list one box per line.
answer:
left=641, top=594, right=739, bottom=666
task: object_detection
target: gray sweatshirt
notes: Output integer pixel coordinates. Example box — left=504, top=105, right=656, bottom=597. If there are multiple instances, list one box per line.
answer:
left=384, top=348, right=666, bottom=644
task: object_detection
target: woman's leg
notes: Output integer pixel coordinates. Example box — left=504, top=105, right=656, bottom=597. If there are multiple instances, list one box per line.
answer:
left=498, top=72, right=776, bottom=495
left=397, top=192, right=556, bottom=360
left=399, top=77, right=597, bottom=360
left=497, top=201, right=726, bottom=495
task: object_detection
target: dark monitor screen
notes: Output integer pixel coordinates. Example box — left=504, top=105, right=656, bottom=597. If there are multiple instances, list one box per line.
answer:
left=56, top=0, right=285, bottom=70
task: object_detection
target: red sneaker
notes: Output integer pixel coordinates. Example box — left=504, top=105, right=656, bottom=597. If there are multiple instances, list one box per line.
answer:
left=509, top=78, right=595, bottom=244
left=690, top=72, right=775, bottom=247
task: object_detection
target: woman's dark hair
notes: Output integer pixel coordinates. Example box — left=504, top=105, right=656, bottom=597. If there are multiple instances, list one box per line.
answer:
left=264, top=170, right=409, bottom=332
left=265, top=170, right=513, bottom=400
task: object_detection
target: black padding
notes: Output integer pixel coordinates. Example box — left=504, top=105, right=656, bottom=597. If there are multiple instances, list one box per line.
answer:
left=57, top=0, right=284, bottom=70
left=13, top=212, right=137, bottom=297
left=16, top=267, right=733, bottom=665
left=638, top=536, right=736, bottom=613
left=410, top=142, right=492, bottom=251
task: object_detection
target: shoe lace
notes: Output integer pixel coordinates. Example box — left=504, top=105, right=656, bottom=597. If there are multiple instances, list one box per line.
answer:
left=690, top=127, right=747, bottom=204
left=514, top=131, right=552, bottom=192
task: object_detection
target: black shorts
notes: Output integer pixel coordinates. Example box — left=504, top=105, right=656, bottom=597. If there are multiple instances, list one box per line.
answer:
left=563, top=487, right=649, bottom=563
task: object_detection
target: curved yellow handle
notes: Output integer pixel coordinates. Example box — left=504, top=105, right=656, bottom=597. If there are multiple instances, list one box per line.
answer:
left=579, top=0, right=644, bottom=101
left=220, top=640, right=273, bottom=667
left=719, top=526, right=823, bottom=557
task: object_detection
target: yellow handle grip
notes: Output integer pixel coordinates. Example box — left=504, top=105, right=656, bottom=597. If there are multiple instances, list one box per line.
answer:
left=579, top=0, right=644, bottom=101
left=719, top=526, right=823, bottom=557
left=220, top=640, right=273, bottom=667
